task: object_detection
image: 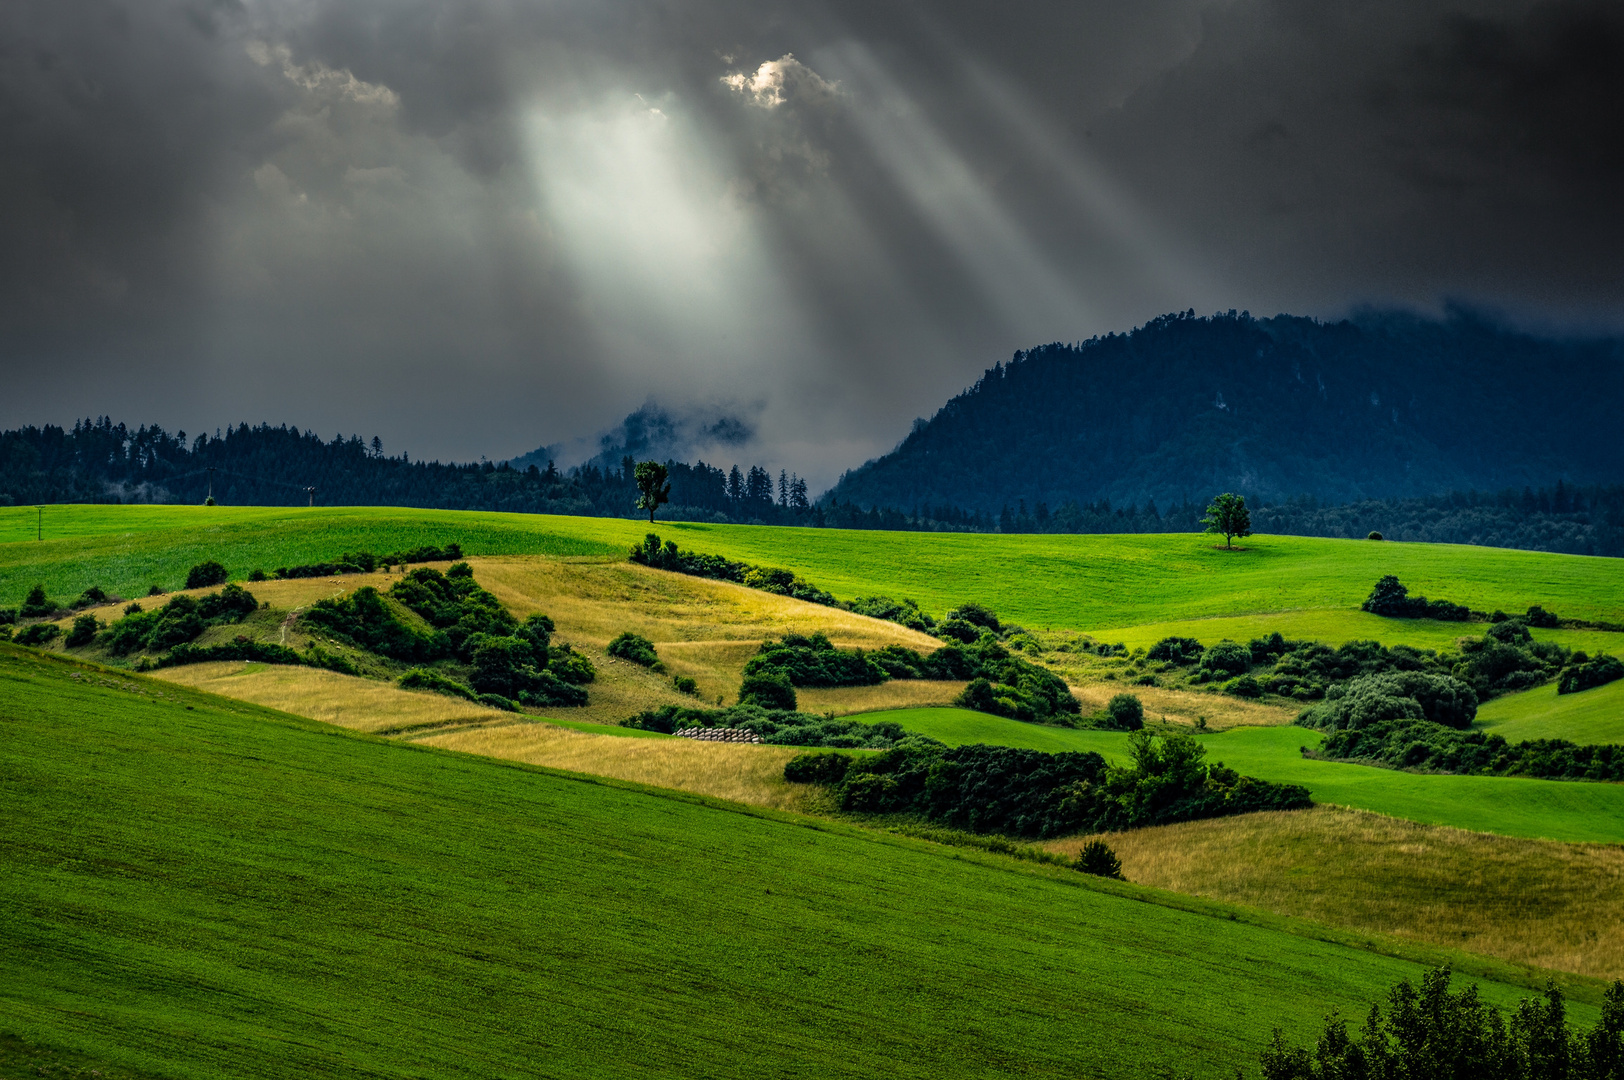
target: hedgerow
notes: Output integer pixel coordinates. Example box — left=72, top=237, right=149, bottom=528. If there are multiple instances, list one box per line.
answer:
left=786, top=729, right=1310, bottom=838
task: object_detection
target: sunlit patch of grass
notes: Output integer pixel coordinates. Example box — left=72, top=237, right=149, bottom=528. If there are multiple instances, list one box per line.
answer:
left=411, top=723, right=813, bottom=811
left=1046, top=806, right=1624, bottom=980
left=797, top=679, right=968, bottom=715
left=152, top=662, right=506, bottom=734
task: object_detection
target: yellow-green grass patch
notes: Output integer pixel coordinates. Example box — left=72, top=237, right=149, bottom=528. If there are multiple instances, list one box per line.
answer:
left=1047, top=806, right=1624, bottom=980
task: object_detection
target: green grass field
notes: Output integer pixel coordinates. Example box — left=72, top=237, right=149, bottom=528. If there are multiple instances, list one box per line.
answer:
left=1476, top=679, right=1624, bottom=745
left=5, top=506, right=1624, bottom=637
left=7, top=644, right=1599, bottom=1079
left=855, top=709, right=1624, bottom=844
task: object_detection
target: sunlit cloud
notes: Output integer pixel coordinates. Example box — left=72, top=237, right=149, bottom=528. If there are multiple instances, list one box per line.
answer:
left=527, top=91, right=813, bottom=400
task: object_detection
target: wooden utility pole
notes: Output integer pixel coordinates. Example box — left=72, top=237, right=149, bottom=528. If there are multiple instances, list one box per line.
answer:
left=207, top=466, right=217, bottom=502
left=305, top=486, right=316, bottom=507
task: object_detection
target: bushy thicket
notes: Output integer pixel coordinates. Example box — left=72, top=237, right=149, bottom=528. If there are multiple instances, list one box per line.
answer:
left=1362, top=575, right=1473, bottom=621
left=629, top=534, right=836, bottom=605
left=1298, top=671, right=1479, bottom=731
left=267, top=543, right=462, bottom=580
left=735, top=627, right=1081, bottom=724
left=103, top=584, right=260, bottom=656
left=788, top=729, right=1310, bottom=838
left=1253, top=966, right=1624, bottom=1080
left=622, top=703, right=935, bottom=749
left=1560, top=655, right=1624, bottom=695
left=1320, top=721, right=1624, bottom=783
left=606, top=632, right=661, bottom=668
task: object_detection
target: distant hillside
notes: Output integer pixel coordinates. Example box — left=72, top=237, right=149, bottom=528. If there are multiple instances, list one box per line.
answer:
left=825, top=309, right=1624, bottom=513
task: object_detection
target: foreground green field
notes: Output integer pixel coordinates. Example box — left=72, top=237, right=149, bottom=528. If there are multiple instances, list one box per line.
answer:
left=855, top=709, right=1624, bottom=844
left=5, top=505, right=1624, bottom=634
left=7, top=645, right=1599, bottom=1079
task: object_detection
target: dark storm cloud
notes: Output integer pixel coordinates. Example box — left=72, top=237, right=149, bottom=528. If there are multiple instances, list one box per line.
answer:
left=1, top=0, right=1620, bottom=490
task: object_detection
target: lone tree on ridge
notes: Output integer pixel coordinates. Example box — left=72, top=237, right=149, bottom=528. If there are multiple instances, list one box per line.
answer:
left=634, top=460, right=671, bottom=524
left=1203, top=492, right=1252, bottom=549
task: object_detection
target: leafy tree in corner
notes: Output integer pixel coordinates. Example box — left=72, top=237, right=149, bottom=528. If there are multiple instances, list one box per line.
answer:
left=1203, top=492, right=1252, bottom=550
left=633, top=460, right=670, bottom=524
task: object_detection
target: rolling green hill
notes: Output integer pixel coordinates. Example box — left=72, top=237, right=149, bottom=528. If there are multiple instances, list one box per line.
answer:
left=1476, top=679, right=1624, bottom=746
left=853, top=709, right=1624, bottom=844
left=1, top=644, right=1601, bottom=1080
left=5, top=506, right=1624, bottom=637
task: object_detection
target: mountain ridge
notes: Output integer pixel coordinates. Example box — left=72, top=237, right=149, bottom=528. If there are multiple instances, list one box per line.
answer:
left=825, top=309, right=1624, bottom=513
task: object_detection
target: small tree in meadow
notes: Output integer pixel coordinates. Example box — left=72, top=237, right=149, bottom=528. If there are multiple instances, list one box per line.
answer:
left=1075, top=840, right=1125, bottom=880
left=1203, top=492, right=1252, bottom=549
left=634, top=461, right=670, bottom=524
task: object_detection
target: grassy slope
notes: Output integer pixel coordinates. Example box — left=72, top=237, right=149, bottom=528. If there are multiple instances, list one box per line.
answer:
left=6, top=507, right=1624, bottom=634
left=1045, top=807, right=1624, bottom=980
left=854, top=709, right=1624, bottom=844
left=1476, top=679, right=1624, bottom=745
left=4, top=645, right=1591, bottom=1080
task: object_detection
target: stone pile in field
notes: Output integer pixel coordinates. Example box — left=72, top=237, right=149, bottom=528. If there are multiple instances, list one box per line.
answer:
left=675, top=727, right=763, bottom=744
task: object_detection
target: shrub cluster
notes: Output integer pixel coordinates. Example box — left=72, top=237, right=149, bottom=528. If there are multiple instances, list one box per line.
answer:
left=1362, top=575, right=1473, bottom=621
left=1254, top=966, right=1624, bottom=1080
left=268, top=544, right=463, bottom=580
left=735, top=629, right=1080, bottom=724
left=1298, top=671, right=1479, bottom=731
left=103, top=584, right=261, bottom=656
left=19, top=584, right=56, bottom=619
left=606, top=632, right=661, bottom=668
left=622, top=702, right=933, bottom=749
left=14, top=622, right=60, bottom=646
left=787, top=729, right=1310, bottom=838
left=1559, top=655, right=1624, bottom=695
left=1319, top=721, right=1624, bottom=783
left=629, top=534, right=836, bottom=606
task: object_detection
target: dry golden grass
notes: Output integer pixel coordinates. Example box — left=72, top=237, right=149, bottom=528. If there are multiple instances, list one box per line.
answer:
left=1065, top=678, right=1298, bottom=730
left=797, top=679, right=969, bottom=715
left=1046, top=806, right=1624, bottom=979
left=152, top=662, right=507, bottom=733
left=412, top=723, right=813, bottom=811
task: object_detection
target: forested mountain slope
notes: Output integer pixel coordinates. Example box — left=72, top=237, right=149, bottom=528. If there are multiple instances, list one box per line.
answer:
left=826, top=309, right=1624, bottom=513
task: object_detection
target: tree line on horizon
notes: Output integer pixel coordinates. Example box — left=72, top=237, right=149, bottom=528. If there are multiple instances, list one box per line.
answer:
left=2, top=417, right=1623, bottom=557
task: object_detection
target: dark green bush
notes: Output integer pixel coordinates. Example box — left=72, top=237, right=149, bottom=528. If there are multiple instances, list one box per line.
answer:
left=185, top=561, right=229, bottom=589
left=1368, top=530, right=1384, bottom=540
left=845, top=596, right=934, bottom=632
left=1256, top=967, right=1624, bottom=1080
left=607, top=632, right=661, bottom=668
left=0, top=607, right=15, bottom=626
left=74, top=586, right=108, bottom=609
left=15, top=622, right=60, bottom=646
left=158, top=641, right=304, bottom=668
left=935, top=618, right=983, bottom=644
left=1223, top=674, right=1264, bottom=698
left=1298, top=671, right=1478, bottom=731
left=547, top=644, right=596, bottom=685
left=783, top=752, right=851, bottom=785
left=672, top=674, right=698, bottom=696
left=1559, top=655, right=1624, bottom=695
left=399, top=667, right=478, bottom=701
left=64, top=614, right=101, bottom=648
left=946, top=602, right=1002, bottom=634
left=1103, top=693, right=1145, bottom=730
left=743, top=632, right=886, bottom=688
left=1196, top=641, right=1252, bottom=680
left=1321, top=719, right=1624, bottom=782
left=1525, top=604, right=1561, bottom=629
left=1074, top=840, right=1125, bottom=880
left=738, top=671, right=796, bottom=711
left=1362, top=575, right=1471, bottom=621
left=303, top=586, right=442, bottom=663
left=1147, top=636, right=1204, bottom=664
left=20, top=584, right=54, bottom=618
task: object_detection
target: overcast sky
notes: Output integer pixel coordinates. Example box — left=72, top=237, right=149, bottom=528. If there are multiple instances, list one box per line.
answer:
left=3, top=0, right=1620, bottom=488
